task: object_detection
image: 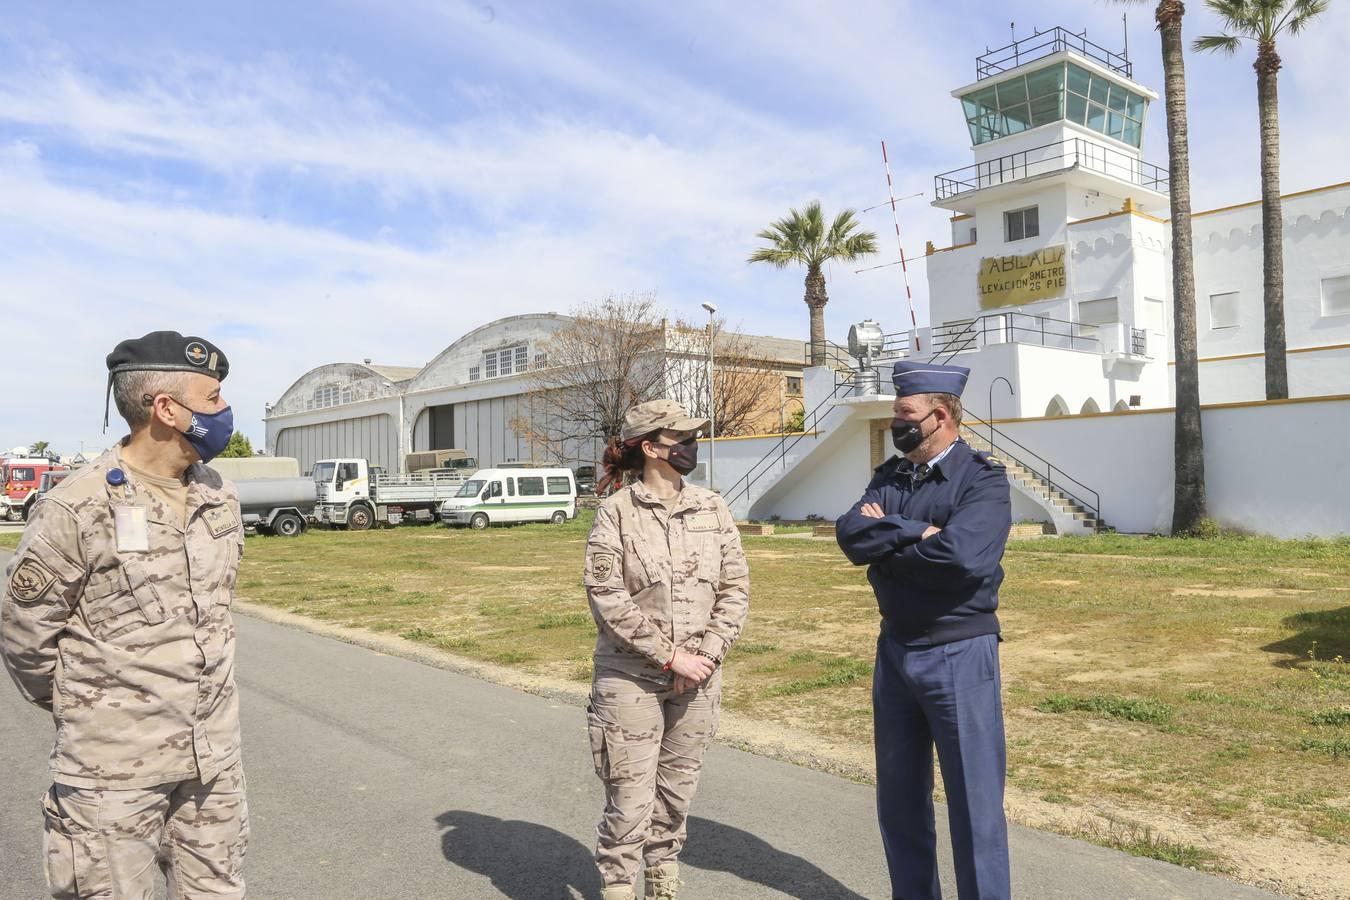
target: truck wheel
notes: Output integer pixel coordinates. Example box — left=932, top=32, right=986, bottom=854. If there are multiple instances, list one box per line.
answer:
left=469, top=513, right=489, bottom=530
left=272, top=512, right=304, bottom=537
left=348, top=505, right=374, bottom=531
left=550, top=510, right=568, bottom=525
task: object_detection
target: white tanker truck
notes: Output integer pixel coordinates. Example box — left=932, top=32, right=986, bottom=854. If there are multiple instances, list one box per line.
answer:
left=206, top=457, right=317, bottom=536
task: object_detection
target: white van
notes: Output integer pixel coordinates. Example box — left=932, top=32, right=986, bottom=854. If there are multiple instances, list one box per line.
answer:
left=440, top=468, right=578, bottom=529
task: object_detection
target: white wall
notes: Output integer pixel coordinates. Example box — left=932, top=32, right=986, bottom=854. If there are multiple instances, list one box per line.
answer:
left=745, top=395, right=1350, bottom=538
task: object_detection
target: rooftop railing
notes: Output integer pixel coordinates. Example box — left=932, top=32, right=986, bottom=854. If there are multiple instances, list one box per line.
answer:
left=976, top=27, right=1131, bottom=80
left=935, top=137, right=1168, bottom=202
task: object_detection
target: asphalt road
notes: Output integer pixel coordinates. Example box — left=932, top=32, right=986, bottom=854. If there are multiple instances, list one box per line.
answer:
left=0, top=549, right=1282, bottom=899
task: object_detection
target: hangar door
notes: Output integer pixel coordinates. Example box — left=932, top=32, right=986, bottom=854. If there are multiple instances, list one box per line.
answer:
left=275, top=413, right=397, bottom=475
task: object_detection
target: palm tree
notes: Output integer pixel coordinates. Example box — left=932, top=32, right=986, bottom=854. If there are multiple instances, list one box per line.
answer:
left=1194, top=0, right=1329, bottom=401
left=30, top=440, right=50, bottom=458
left=1116, top=0, right=1208, bottom=532
left=748, top=201, right=878, bottom=367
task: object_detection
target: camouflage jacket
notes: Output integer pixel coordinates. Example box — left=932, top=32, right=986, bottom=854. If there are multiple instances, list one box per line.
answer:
left=1, top=444, right=244, bottom=789
left=584, top=481, right=749, bottom=681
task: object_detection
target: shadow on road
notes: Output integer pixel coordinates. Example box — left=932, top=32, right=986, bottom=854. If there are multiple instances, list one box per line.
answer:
left=435, top=810, right=600, bottom=899
left=682, top=816, right=869, bottom=900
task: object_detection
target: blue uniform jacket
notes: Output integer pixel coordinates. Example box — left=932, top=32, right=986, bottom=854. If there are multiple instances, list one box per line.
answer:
left=836, top=439, right=1011, bottom=646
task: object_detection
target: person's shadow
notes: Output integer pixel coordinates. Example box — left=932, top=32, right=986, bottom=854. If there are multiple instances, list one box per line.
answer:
left=680, top=816, right=869, bottom=900
left=1260, top=606, right=1350, bottom=667
left=435, top=810, right=600, bottom=899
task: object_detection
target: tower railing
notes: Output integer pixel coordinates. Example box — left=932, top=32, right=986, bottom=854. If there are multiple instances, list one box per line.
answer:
left=935, top=137, right=1169, bottom=202
left=976, top=27, right=1131, bottom=80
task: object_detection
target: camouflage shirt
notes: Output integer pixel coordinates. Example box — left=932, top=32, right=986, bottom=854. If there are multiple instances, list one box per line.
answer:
left=584, top=481, right=749, bottom=681
left=1, top=444, right=245, bottom=789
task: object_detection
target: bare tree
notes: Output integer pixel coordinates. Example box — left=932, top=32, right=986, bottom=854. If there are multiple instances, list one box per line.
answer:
left=665, top=318, right=792, bottom=437
left=514, top=293, right=668, bottom=465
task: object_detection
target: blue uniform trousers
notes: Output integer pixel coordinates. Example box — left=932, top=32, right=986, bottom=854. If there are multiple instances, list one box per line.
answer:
left=874, top=632, right=1010, bottom=900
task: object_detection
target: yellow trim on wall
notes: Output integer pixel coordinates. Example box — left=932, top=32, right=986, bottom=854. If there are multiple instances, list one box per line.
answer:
left=696, top=430, right=820, bottom=443
left=1070, top=207, right=1167, bottom=227
left=927, top=240, right=977, bottom=256
left=1190, top=179, right=1350, bottom=219
left=950, top=213, right=973, bottom=222
left=1166, top=342, right=1350, bottom=365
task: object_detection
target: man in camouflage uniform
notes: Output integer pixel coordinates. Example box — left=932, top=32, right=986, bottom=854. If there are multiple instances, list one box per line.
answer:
left=2, top=331, right=249, bottom=899
left=584, top=399, right=751, bottom=900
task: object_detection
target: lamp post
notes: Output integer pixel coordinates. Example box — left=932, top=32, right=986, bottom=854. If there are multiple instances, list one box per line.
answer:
left=701, top=301, right=717, bottom=491
left=989, top=377, right=1014, bottom=449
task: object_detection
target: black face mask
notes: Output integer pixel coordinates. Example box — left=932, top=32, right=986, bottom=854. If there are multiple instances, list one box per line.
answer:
left=660, top=438, right=699, bottom=475
left=891, top=409, right=937, bottom=454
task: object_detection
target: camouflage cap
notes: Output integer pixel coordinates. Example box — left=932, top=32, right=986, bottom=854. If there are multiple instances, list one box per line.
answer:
left=621, top=399, right=709, bottom=441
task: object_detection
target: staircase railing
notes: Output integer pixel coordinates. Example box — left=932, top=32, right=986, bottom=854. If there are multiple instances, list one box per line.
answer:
left=723, top=368, right=861, bottom=510
left=959, top=409, right=1101, bottom=527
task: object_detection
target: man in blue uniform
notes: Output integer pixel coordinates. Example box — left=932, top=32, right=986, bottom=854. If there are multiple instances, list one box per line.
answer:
left=836, top=360, right=1012, bottom=900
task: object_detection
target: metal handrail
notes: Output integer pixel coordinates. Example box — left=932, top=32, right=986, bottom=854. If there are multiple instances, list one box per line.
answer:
left=805, top=339, right=856, bottom=369
left=935, top=138, right=1168, bottom=202
left=976, top=26, right=1131, bottom=80
left=959, top=408, right=1102, bottom=527
left=929, top=312, right=1101, bottom=366
left=723, top=369, right=859, bottom=508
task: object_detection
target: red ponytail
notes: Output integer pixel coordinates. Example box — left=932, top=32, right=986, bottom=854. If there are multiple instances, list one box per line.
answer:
left=596, top=431, right=657, bottom=495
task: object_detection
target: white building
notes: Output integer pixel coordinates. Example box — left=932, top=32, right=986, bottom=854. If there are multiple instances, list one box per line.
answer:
left=265, top=313, right=805, bottom=475
left=708, top=28, right=1350, bottom=537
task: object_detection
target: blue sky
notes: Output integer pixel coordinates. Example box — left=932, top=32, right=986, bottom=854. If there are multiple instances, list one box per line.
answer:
left=3, top=0, right=1348, bottom=455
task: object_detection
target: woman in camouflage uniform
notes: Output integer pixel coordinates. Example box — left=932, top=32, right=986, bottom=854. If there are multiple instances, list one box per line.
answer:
left=583, top=399, right=750, bottom=900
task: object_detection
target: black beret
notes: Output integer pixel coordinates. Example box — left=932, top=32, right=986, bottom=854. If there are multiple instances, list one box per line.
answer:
left=106, top=331, right=229, bottom=382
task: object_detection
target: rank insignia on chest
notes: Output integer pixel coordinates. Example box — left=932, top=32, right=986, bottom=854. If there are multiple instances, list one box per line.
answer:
left=684, top=512, right=719, bottom=532
left=8, top=558, right=57, bottom=602
left=203, top=505, right=241, bottom=538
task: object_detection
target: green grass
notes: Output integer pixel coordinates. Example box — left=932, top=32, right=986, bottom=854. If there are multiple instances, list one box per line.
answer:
left=224, top=518, right=1350, bottom=888
left=1035, top=694, right=1175, bottom=725
left=0, top=531, right=22, bottom=550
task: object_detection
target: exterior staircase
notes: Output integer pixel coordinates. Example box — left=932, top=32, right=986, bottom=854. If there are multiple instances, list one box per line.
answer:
left=960, top=426, right=1104, bottom=535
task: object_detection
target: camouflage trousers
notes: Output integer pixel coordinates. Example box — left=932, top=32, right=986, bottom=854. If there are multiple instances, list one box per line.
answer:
left=40, top=761, right=248, bottom=899
left=587, top=667, right=721, bottom=887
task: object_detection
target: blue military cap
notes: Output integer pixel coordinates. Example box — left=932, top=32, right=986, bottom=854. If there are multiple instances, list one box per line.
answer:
left=892, top=360, right=970, bottom=398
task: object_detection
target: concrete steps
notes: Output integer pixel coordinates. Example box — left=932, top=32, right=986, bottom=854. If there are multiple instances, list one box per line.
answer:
left=962, top=428, right=1103, bottom=535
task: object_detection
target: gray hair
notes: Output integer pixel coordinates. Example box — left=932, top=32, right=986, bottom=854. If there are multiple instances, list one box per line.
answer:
left=922, top=392, right=963, bottom=427
left=112, top=370, right=191, bottom=431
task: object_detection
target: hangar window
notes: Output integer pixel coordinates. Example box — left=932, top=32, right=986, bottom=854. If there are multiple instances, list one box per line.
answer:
left=498, top=349, right=514, bottom=376
left=515, top=346, right=529, bottom=371
left=469, top=366, right=480, bottom=382
left=485, top=354, right=498, bottom=379
left=311, top=384, right=342, bottom=409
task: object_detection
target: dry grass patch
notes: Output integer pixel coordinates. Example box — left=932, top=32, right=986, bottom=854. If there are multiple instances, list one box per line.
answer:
left=236, top=520, right=1350, bottom=890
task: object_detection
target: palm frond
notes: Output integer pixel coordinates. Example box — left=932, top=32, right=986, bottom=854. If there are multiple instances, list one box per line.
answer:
left=1193, top=33, right=1245, bottom=53
left=1284, top=0, right=1331, bottom=34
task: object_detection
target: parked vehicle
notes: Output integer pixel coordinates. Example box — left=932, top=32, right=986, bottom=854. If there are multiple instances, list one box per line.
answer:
left=404, top=449, right=478, bottom=473
left=21, top=469, right=72, bottom=520
left=440, top=467, right=577, bottom=529
left=2, top=457, right=67, bottom=522
left=574, top=465, right=596, bottom=495
left=312, top=457, right=471, bottom=529
left=206, top=457, right=317, bottom=536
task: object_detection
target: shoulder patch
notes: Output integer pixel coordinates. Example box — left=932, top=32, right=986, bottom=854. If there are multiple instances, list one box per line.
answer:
left=975, top=451, right=1006, bottom=471
left=592, top=553, right=615, bottom=582
left=8, top=557, right=58, bottom=603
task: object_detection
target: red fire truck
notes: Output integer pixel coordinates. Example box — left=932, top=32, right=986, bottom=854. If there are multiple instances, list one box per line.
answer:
left=2, top=456, right=67, bottom=522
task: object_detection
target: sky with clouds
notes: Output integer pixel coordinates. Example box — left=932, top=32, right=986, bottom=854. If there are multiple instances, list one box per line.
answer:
left=2, top=0, right=1348, bottom=455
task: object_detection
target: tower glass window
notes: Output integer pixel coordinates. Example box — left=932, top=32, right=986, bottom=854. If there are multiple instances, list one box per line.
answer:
left=960, top=61, right=1147, bottom=148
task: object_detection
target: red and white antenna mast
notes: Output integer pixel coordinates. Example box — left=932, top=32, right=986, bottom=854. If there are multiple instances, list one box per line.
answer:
left=880, top=140, right=921, bottom=352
